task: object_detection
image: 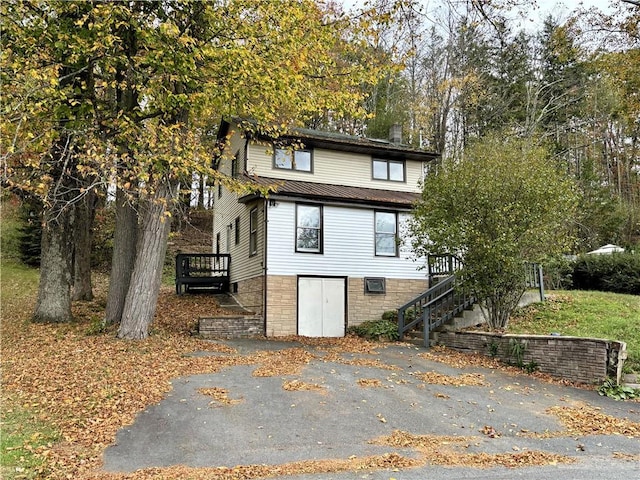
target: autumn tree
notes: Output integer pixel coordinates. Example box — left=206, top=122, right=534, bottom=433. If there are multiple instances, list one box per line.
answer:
left=410, top=133, right=577, bottom=329
left=2, top=1, right=392, bottom=338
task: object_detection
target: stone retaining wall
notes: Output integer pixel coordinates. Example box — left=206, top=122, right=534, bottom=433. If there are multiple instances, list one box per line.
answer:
left=199, top=315, right=264, bottom=338
left=434, top=330, right=627, bottom=384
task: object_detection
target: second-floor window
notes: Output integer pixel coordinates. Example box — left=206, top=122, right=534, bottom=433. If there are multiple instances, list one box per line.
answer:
left=296, top=204, right=322, bottom=253
left=375, top=211, right=398, bottom=256
left=373, top=158, right=405, bottom=182
left=275, top=148, right=312, bottom=172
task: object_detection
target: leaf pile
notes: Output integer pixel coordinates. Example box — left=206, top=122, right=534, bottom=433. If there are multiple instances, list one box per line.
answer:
left=419, top=346, right=504, bottom=370
left=370, top=430, right=574, bottom=468
left=198, top=388, right=244, bottom=406
left=546, top=404, right=640, bottom=437
left=89, top=453, right=419, bottom=480
left=419, top=346, right=592, bottom=388
left=335, top=357, right=401, bottom=370
left=282, top=380, right=326, bottom=394
left=251, top=348, right=316, bottom=377
left=414, top=371, right=487, bottom=387
left=358, top=378, right=383, bottom=388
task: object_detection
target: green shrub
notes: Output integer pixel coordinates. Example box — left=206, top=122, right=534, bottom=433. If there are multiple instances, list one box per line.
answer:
left=381, top=310, right=398, bottom=322
left=544, top=256, right=575, bottom=290
left=598, top=377, right=640, bottom=401
left=348, top=319, right=399, bottom=341
left=572, top=252, right=640, bottom=295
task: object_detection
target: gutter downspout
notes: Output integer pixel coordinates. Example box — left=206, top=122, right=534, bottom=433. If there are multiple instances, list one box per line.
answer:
left=262, top=198, right=268, bottom=336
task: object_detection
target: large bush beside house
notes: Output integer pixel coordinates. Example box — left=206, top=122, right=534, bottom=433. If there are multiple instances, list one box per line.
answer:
left=572, top=252, right=640, bottom=295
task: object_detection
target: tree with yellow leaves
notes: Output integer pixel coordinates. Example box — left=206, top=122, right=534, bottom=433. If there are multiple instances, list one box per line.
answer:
left=1, top=0, right=395, bottom=338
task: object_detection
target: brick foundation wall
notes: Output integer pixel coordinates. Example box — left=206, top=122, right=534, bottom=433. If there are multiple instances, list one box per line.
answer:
left=265, top=275, right=297, bottom=336
left=348, top=278, right=429, bottom=326
left=234, top=276, right=264, bottom=315
left=199, top=316, right=264, bottom=338
left=435, top=330, right=627, bottom=384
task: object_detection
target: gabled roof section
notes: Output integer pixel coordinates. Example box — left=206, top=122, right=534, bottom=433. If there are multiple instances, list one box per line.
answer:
left=239, top=175, right=420, bottom=209
left=218, top=117, right=439, bottom=162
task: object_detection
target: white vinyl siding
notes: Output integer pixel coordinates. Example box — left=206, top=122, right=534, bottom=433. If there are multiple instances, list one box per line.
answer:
left=213, top=131, right=264, bottom=283
left=247, top=143, right=423, bottom=193
left=266, top=202, right=424, bottom=278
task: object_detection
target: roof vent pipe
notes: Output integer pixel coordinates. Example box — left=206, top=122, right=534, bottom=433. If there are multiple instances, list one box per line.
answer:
left=389, top=123, right=402, bottom=144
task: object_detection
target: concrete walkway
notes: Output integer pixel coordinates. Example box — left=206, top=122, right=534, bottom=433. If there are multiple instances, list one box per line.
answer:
left=103, top=339, right=640, bottom=479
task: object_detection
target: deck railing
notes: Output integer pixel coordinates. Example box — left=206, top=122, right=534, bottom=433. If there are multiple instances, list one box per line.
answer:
left=399, top=255, right=544, bottom=347
left=175, top=253, right=231, bottom=294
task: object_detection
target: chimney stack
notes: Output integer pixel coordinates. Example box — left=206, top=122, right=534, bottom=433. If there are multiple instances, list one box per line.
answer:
left=389, top=123, right=402, bottom=144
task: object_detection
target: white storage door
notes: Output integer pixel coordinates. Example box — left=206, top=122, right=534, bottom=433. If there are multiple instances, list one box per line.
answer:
left=298, top=277, right=345, bottom=337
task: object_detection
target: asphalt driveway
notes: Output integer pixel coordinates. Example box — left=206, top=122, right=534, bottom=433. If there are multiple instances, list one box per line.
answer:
left=103, top=339, right=640, bottom=479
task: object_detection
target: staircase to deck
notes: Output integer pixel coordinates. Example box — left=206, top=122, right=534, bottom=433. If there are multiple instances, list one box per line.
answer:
left=199, top=292, right=264, bottom=339
left=398, top=255, right=544, bottom=348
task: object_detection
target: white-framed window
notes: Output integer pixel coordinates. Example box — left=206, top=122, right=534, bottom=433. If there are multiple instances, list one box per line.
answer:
left=364, top=277, right=386, bottom=295
left=295, top=204, right=322, bottom=253
left=375, top=211, right=398, bottom=256
left=249, top=208, right=258, bottom=256
left=372, top=158, right=405, bottom=182
left=275, top=148, right=312, bottom=172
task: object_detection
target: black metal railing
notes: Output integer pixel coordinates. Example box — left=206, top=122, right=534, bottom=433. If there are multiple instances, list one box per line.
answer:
left=175, top=253, right=231, bottom=294
left=427, top=254, right=463, bottom=283
left=399, top=256, right=545, bottom=348
left=398, top=273, right=475, bottom=348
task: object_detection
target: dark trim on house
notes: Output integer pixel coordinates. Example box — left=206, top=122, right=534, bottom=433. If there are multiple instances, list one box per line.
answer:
left=294, top=203, right=323, bottom=254
left=238, top=175, right=419, bottom=210
left=273, top=145, right=314, bottom=173
left=374, top=210, right=399, bottom=257
left=372, top=158, right=406, bottom=183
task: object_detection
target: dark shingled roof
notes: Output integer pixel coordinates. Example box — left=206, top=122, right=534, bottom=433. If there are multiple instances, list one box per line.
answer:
left=218, top=118, right=440, bottom=162
left=239, top=175, right=420, bottom=209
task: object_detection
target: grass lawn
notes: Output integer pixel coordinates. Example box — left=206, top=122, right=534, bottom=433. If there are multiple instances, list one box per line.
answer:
left=509, top=290, right=640, bottom=373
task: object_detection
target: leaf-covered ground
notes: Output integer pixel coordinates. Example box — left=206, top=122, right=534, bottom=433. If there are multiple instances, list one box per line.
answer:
left=2, top=277, right=639, bottom=480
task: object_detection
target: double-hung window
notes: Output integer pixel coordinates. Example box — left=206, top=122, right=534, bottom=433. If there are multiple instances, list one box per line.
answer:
left=375, top=211, right=398, bottom=256
left=372, top=158, right=405, bottom=182
left=296, top=204, right=322, bottom=253
left=249, top=208, right=258, bottom=256
left=275, top=148, right=312, bottom=172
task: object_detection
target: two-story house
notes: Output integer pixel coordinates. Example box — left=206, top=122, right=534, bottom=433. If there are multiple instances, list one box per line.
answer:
left=212, top=118, right=439, bottom=337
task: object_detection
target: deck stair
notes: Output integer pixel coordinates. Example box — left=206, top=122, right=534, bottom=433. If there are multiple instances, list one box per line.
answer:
left=198, top=293, right=264, bottom=339
left=398, top=255, right=544, bottom=348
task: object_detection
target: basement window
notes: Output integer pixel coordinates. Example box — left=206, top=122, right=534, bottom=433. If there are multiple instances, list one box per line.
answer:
left=364, top=277, right=386, bottom=295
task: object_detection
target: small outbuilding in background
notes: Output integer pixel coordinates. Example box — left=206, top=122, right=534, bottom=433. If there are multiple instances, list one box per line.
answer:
left=587, top=244, right=625, bottom=255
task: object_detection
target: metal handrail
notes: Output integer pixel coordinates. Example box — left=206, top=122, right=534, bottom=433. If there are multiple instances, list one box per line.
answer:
left=398, top=273, right=475, bottom=348
left=399, top=256, right=544, bottom=348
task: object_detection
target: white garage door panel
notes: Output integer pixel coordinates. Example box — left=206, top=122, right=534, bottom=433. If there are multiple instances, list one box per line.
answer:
left=298, top=278, right=324, bottom=337
left=322, top=279, right=345, bottom=337
left=298, top=277, right=345, bottom=337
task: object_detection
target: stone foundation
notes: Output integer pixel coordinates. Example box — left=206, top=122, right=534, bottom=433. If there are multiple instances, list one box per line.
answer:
left=435, top=330, right=627, bottom=385
left=348, top=277, right=429, bottom=325
left=265, top=275, right=298, bottom=336
left=234, top=276, right=264, bottom=315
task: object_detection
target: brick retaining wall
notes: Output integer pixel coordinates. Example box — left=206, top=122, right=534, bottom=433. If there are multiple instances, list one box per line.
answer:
left=199, top=315, right=264, bottom=338
left=434, top=330, right=626, bottom=384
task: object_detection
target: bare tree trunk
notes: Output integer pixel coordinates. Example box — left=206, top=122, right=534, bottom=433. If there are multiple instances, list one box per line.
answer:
left=33, top=210, right=73, bottom=323
left=105, top=188, right=138, bottom=325
left=71, top=189, right=97, bottom=301
left=117, top=181, right=175, bottom=339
